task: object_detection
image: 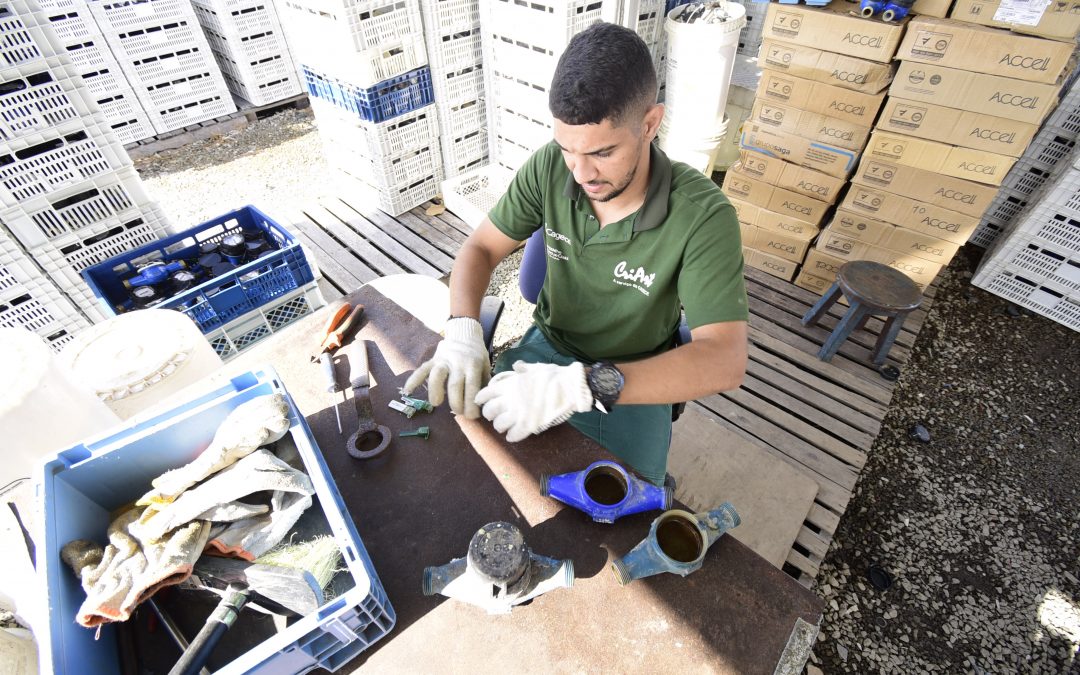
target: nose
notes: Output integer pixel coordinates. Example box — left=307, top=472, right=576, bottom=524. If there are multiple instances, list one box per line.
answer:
left=571, top=157, right=598, bottom=185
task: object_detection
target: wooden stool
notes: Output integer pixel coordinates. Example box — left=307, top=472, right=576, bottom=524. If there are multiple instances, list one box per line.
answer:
left=800, top=261, right=922, bottom=365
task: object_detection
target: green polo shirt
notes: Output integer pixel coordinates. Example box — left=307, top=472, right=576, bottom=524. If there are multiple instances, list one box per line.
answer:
left=488, top=141, right=747, bottom=362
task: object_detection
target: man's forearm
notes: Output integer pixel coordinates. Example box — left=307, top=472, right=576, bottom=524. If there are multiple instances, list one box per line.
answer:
left=614, top=322, right=748, bottom=405
left=448, top=240, right=500, bottom=319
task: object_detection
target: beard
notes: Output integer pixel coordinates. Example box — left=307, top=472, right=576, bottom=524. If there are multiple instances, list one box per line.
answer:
left=582, top=155, right=640, bottom=203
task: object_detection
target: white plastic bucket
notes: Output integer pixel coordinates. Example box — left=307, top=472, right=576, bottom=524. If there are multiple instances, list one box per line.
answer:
left=659, top=114, right=730, bottom=175
left=0, top=328, right=120, bottom=487
left=60, top=309, right=224, bottom=420
left=663, top=2, right=747, bottom=135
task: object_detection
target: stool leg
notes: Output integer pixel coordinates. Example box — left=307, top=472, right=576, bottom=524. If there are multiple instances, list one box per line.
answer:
left=818, top=302, right=869, bottom=362
left=872, top=312, right=907, bottom=366
left=802, top=282, right=843, bottom=327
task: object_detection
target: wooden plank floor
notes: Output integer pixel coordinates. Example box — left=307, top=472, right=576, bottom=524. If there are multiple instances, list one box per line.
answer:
left=285, top=194, right=936, bottom=588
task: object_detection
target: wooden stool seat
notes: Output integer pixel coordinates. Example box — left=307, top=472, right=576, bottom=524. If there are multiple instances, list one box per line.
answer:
left=800, top=261, right=923, bottom=366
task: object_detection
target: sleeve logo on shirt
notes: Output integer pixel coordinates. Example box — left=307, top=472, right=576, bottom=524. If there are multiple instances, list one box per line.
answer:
left=613, top=260, right=656, bottom=296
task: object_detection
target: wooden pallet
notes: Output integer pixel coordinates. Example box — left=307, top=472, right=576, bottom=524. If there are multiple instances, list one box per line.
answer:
left=285, top=195, right=936, bottom=588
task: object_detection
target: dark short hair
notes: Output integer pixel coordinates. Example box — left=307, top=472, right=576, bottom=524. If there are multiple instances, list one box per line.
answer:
left=549, top=22, right=658, bottom=126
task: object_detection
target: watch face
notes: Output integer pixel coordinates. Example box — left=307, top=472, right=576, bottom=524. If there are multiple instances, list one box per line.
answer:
left=593, top=366, right=623, bottom=395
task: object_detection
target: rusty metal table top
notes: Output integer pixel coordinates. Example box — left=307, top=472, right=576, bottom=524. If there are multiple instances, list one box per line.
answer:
left=228, top=285, right=823, bottom=674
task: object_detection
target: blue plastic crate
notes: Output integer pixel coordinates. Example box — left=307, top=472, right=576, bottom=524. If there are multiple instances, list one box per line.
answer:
left=303, top=65, right=434, bottom=123
left=80, top=205, right=316, bottom=333
left=37, top=367, right=396, bottom=675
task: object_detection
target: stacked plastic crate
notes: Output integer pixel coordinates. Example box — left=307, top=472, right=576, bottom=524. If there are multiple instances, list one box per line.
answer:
left=420, top=0, right=488, bottom=180
left=0, top=0, right=170, bottom=347
left=972, top=148, right=1080, bottom=330
left=969, top=76, right=1080, bottom=249
left=281, top=0, right=442, bottom=216
left=86, top=0, right=237, bottom=136
left=33, top=0, right=155, bottom=144
left=189, top=0, right=303, bottom=106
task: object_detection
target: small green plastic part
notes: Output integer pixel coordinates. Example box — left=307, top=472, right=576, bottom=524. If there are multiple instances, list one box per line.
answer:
left=399, top=426, right=431, bottom=440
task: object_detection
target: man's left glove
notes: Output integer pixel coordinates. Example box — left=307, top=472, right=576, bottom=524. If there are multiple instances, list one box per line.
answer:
left=474, top=361, right=593, bottom=442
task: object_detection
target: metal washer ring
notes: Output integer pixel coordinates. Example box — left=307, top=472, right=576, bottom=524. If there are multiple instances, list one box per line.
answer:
left=347, top=425, right=392, bottom=459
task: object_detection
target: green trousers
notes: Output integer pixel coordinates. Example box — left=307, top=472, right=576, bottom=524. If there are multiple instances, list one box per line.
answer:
left=494, top=325, right=672, bottom=486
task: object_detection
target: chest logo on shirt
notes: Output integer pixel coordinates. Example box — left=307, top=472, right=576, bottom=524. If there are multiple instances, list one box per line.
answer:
left=612, top=260, right=656, bottom=296
left=544, top=226, right=571, bottom=262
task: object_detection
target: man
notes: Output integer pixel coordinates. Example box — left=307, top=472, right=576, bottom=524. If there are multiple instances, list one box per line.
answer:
left=403, top=22, right=748, bottom=485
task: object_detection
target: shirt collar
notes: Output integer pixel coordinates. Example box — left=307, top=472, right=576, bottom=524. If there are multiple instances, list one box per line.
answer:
left=561, top=143, right=673, bottom=232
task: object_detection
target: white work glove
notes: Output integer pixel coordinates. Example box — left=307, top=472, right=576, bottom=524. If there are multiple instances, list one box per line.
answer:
left=474, top=361, right=594, bottom=443
left=403, top=317, right=490, bottom=418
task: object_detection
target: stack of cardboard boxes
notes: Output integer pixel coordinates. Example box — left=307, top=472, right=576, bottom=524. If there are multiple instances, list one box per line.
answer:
left=722, top=5, right=904, bottom=285
left=809, top=17, right=1074, bottom=293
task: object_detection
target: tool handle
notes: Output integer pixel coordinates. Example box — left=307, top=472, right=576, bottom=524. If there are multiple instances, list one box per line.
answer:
left=351, top=340, right=370, bottom=389
left=320, top=352, right=338, bottom=393
left=329, top=303, right=365, bottom=350
left=168, top=585, right=250, bottom=675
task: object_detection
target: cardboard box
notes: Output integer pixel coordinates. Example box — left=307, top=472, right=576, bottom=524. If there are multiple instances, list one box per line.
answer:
left=794, top=269, right=834, bottom=294
left=763, top=4, right=907, bottom=63
left=723, top=164, right=833, bottom=225
left=802, top=247, right=848, bottom=283
left=740, top=123, right=859, bottom=179
left=749, top=97, right=873, bottom=152
left=851, top=155, right=999, bottom=218
left=728, top=196, right=821, bottom=240
left=877, top=97, right=1038, bottom=158
left=843, top=183, right=981, bottom=244
left=735, top=149, right=847, bottom=204
left=741, top=223, right=813, bottom=263
left=896, top=16, right=1073, bottom=84
left=890, top=61, right=1059, bottom=126
left=866, top=130, right=1017, bottom=185
left=950, top=0, right=1080, bottom=42
left=743, top=246, right=800, bottom=281
left=818, top=224, right=959, bottom=268
left=912, top=0, right=954, bottom=18
left=759, top=39, right=897, bottom=95
left=826, top=207, right=896, bottom=244
left=756, top=71, right=887, bottom=127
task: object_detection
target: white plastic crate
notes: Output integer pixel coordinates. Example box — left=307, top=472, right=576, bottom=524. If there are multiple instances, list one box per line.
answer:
left=484, top=33, right=557, bottom=92
left=480, top=0, right=603, bottom=55
left=0, top=227, right=38, bottom=295
left=57, top=34, right=115, bottom=75
left=980, top=241, right=1080, bottom=296
left=440, top=162, right=512, bottom=229
left=96, top=89, right=155, bottom=144
left=419, top=0, right=480, bottom=35
left=221, top=68, right=301, bottom=105
left=78, top=61, right=130, bottom=100
left=86, top=0, right=192, bottom=32
left=203, top=23, right=290, bottom=63
left=204, top=280, right=324, bottom=358
left=442, top=151, right=486, bottom=179
left=213, top=49, right=293, bottom=88
left=293, top=36, right=427, bottom=89
left=491, top=133, right=537, bottom=171
left=431, top=62, right=483, bottom=107
left=121, top=46, right=215, bottom=87
left=344, top=168, right=442, bottom=216
left=324, top=137, right=441, bottom=190
left=311, top=99, right=439, bottom=158
left=486, top=69, right=549, bottom=122
left=0, top=56, right=98, bottom=141
left=190, top=0, right=278, bottom=37
left=973, top=269, right=1080, bottom=331
left=426, top=24, right=481, bottom=74
left=437, top=96, right=485, bottom=139
left=489, top=105, right=551, bottom=151
left=0, top=271, right=89, bottom=338
left=0, top=0, right=59, bottom=70
left=105, top=18, right=210, bottom=62
left=441, top=126, right=487, bottom=171
left=143, top=91, right=236, bottom=134
left=0, top=121, right=131, bottom=206
left=36, top=5, right=101, bottom=49
left=135, top=68, right=232, bottom=110
left=29, top=203, right=171, bottom=308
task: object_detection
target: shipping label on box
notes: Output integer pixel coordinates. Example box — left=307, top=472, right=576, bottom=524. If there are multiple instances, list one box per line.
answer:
left=867, top=130, right=1016, bottom=185
left=878, top=97, right=1038, bottom=158
left=728, top=196, right=821, bottom=239
left=896, top=16, right=1074, bottom=84
left=891, top=61, right=1059, bottom=125
left=759, top=39, right=897, bottom=94
left=843, top=183, right=981, bottom=244
left=852, top=155, right=999, bottom=218
left=751, top=98, right=873, bottom=152
left=740, top=122, right=859, bottom=178
left=736, top=149, right=847, bottom=203
left=803, top=247, right=848, bottom=282
left=950, top=0, right=1080, bottom=42
left=743, top=246, right=800, bottom=281
left=738, top=219, right=813, bottom=263
left=763, top=4, right=907, bottom=63
left=756, top=70, right=887, bottom=126
left=795, top=269, right=834, bottom=294
left=724, top=165, right=832, bottom=224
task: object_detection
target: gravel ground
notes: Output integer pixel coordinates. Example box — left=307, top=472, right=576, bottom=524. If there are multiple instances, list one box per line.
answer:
left=135, top=109, right=1080, bottom=673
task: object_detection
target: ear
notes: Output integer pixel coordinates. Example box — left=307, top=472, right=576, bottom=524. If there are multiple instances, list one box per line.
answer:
left=643, top=104, right=664, bottom=143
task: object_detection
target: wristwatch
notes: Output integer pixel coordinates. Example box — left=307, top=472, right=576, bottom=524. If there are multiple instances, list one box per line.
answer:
left=586, top=361, right=624, bottom=414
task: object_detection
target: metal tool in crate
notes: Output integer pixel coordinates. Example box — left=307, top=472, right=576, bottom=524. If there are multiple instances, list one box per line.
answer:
left=81, top=205, right=315, bottom=333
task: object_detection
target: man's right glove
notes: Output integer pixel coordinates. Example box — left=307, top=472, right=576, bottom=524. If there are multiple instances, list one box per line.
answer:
left=402, top=317, right=490, bottom=418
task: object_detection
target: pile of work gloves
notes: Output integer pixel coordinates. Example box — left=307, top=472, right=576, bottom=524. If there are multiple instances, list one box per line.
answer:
left=60, top=394, right=316, bottom=628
